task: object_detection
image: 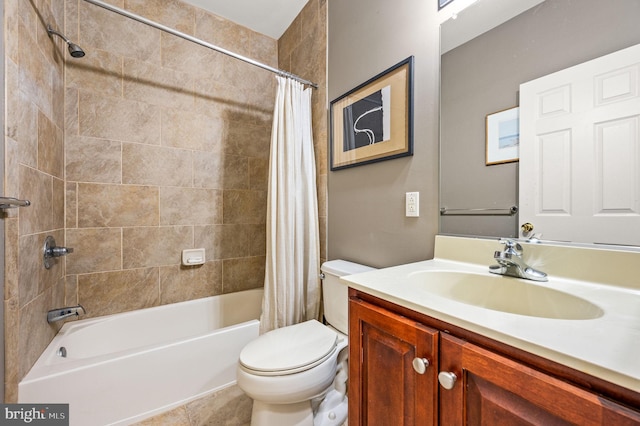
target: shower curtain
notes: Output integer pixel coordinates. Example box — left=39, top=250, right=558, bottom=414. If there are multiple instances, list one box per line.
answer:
left=260, top=76, right=320, bottom=333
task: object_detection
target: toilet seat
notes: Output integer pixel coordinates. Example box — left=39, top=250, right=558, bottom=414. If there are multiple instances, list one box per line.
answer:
left=239, top=320, right=338, bottom=376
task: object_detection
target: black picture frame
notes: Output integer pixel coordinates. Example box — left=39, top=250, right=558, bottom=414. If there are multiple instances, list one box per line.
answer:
left=329, top=56, right=414, bottom=171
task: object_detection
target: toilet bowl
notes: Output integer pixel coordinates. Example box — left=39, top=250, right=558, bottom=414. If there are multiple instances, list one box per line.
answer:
left=237, top=260, right=375, bottom=426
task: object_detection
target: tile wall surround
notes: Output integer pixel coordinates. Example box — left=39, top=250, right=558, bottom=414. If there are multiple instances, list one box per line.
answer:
left=4, top=0, right=67, bottom=403
left=64, top=0, right=276, bottom=321
left=4, top=0, right=328, bottom=406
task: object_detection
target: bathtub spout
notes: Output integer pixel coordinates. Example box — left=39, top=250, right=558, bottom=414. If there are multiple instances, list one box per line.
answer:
left=47, top=305, right=86, bottom=323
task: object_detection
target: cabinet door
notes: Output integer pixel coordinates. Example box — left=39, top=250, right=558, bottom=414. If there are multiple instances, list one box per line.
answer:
left=439, top=334, right=640, bottom=426
left=349, top=298, right=438, bottom=426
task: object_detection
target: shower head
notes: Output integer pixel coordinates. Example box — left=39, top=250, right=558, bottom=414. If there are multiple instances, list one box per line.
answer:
left=67, top=42, right=86, bottom=58
left=47, top=25, right=85, bottom=58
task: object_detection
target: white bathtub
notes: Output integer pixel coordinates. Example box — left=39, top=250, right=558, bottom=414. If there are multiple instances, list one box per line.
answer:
left=18, top=289, right=263, bottom=426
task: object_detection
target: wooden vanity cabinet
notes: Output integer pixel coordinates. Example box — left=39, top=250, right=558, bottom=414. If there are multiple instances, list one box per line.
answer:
left=349, top=296, right=439, bottom=426
left=439, top=333, right=640, bottom=425
left=349, top=291, right=640, bottom=426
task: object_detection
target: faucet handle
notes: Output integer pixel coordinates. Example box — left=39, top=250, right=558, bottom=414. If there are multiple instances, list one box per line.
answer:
left=499, top=238, right=523, bottom=255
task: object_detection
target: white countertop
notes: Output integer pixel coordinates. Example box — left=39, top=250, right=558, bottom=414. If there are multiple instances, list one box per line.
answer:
left=341, top=235, right=640, bottom=393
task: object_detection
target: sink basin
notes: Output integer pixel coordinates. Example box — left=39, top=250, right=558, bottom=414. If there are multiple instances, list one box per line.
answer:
left=408, top=271, right=603, bottom=320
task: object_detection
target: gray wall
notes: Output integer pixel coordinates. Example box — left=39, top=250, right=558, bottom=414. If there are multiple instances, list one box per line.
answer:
left=440, top=0, right=640, bottom=238
left=327, top=0, right=440, bottom=268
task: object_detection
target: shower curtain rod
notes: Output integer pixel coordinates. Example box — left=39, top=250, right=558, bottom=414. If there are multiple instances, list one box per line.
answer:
left=81, top=0, right=318, bottom=89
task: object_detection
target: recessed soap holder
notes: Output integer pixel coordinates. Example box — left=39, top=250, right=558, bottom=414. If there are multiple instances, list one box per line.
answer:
left=182, top=248, right=205, bottom=266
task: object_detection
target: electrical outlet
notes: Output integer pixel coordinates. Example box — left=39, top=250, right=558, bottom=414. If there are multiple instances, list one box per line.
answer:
left=405, top=192, right=419, bottom=217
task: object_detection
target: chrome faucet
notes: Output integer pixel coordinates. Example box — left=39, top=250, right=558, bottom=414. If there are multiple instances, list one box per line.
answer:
left=489, top=238, right=548, bottom=282
left=47, top=305, right=86, bottom=323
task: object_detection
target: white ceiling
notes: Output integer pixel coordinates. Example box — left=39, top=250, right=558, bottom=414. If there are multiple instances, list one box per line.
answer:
left=181, top=0, right=310, bottom=39
left=181, top=0, right=546, bottom=50
left=440, top=0, right=546, bottom=53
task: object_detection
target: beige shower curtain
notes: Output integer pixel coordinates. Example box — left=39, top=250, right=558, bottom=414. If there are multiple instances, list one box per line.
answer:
left=259, top=76, right=320, bottom=333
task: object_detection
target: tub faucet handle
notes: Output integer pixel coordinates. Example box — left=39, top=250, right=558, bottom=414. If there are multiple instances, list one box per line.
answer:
left=43, top=236, right=74, bottom=269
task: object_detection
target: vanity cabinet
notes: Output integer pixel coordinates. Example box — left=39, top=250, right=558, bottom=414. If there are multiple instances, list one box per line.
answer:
left=439, top=333, right=640, bottom=425
left=349, top=295, right=438, bottom=426
left=349, top=290, right=640, bottom=426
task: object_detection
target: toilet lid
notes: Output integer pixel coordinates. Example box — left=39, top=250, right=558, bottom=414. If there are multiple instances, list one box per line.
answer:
left=239, top=320, right=337, bottom=375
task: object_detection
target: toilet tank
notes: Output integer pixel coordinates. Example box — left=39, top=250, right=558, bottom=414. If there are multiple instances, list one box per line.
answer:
left=321, top=260, right=376, bottom=335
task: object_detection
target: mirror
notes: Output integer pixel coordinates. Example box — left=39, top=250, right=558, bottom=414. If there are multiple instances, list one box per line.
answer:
left=439, top=0, right=640, bottom=245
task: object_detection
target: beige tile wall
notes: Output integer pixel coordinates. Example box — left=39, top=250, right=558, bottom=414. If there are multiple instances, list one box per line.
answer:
left=3, top=0, right=326, bottom=406
left=3, top=0, right=67, bottom=402
left=63, top=0, right=277, bottom=319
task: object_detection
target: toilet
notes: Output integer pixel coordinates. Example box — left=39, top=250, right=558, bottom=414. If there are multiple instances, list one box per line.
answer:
left=237, top=260, right=375, bottom=426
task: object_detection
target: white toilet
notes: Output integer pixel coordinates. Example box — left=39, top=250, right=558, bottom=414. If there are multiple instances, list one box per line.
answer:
left=237, top=260, right=375, bottom=426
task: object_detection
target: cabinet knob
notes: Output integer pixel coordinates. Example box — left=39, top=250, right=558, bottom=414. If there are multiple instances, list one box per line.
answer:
left=412, top=357, right=430, bottom=374
left=438, top=371, right=457, bottom=390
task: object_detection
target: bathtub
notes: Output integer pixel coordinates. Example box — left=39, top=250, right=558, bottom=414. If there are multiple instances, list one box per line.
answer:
left=18, top=289, right=263, bottom=426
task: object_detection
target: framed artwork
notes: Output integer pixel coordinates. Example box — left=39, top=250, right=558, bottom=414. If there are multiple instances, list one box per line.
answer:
left=330, top=56, right=414, bottom=171
left=438, top=0, right=455, bottom=10
left=486, top=106, right=519, bottom=165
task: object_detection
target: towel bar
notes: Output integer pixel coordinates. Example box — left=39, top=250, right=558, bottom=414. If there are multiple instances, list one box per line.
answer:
left=439, top=206, right=518, bottom=216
